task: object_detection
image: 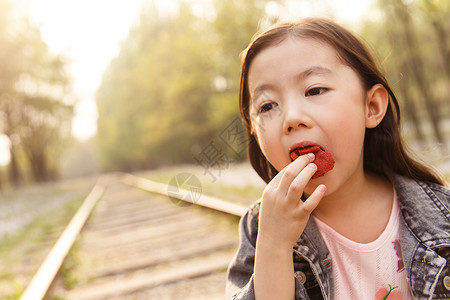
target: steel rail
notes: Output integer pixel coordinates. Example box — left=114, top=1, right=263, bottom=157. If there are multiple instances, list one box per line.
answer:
left=19, top=181, right=106, bottom=300
left=122, top=173, right=247, bottom=217
left=20, top=173, right=248, bottom=299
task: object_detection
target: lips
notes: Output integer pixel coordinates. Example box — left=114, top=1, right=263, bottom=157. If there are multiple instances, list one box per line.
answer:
left=289, top=145, right=335, bottom=179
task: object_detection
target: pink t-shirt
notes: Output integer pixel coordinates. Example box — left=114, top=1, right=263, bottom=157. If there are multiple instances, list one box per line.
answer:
left=313, top=194, right=415, bottom=300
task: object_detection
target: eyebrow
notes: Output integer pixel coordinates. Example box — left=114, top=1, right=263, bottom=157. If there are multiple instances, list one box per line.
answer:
left=251, top=65, right=333, bottom=101
left=252, top=84, right=276, bottom=102
left=295, top=65, right=332, bottom=81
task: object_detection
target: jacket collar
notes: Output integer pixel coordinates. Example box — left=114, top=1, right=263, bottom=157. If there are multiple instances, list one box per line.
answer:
left=390, top=174, right=450, bottom=248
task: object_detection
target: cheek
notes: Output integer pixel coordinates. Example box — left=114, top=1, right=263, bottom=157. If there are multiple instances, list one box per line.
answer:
left=252, top=120, right=287, bottom=171
left=254, top=127, right=275, bottom=158
left=251, top=114, right=277, bottom=146
left=328, top=112, right=366, bottom=161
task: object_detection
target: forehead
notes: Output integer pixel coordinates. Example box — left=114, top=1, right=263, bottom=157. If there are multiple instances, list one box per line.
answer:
left=248, top=38, right=343, bottom=94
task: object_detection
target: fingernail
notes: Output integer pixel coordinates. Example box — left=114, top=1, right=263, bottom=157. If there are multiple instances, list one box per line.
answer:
left=318, top=184, right=327, bottom=193
left=309, top=163, right=317, bottom=169
left=307, top=153, right=315, bottom=159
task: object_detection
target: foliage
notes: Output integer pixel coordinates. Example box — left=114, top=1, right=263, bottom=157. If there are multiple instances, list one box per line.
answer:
left=0, top=188, right=86, bottom=299
left=0, top=0, right=73, bottom=185
left=361, top=0, right=450, bottom=147
left=96, top=0, right=268, bottom=171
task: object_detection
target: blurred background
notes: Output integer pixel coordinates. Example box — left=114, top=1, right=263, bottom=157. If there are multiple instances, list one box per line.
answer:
left=0, top=0, right=449, bottom=298
left=0, top=0, right=448, bottom=186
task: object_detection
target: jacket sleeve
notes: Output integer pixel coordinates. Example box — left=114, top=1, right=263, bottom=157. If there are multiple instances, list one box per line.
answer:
left=226, top=204, right=258, bottom=299
left=226, top=203, right=311, bottom=300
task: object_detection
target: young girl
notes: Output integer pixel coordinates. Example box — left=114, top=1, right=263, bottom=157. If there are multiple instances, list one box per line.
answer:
left=226, top=18, right=450, bottom=300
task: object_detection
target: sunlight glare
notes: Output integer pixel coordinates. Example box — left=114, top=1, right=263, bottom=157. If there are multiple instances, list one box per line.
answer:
left=24, top=0, right=145, bottom=140
left=0, top=135, right=11, bottom=167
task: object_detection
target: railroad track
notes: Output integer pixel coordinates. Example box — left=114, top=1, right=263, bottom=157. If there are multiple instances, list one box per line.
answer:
left=19, top=173, right=247, bottom=300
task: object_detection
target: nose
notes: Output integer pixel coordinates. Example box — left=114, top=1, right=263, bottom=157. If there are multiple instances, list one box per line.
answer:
left=283, top=97, right=311, bottom=134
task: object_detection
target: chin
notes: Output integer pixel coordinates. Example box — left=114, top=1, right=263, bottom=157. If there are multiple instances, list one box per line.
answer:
left=303, top=181, right=320, bottom=196
left=274, top=160, right=291, bottom=172
left=306, top=172, right=333, bottom=194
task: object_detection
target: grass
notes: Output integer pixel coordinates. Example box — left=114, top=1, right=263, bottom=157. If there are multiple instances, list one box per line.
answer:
left=59, top=241, right=81, bottom=290
left=134, top=163, right=265, bottom=207
left=0, top=182, right=91, bottom=300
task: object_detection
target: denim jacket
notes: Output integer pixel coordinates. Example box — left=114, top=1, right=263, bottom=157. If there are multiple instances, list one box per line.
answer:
left=226, top=175, right=450, bottom=299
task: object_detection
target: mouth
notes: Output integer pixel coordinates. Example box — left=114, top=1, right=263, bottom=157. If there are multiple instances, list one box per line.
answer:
left=289, top=144, right=324, bottom=162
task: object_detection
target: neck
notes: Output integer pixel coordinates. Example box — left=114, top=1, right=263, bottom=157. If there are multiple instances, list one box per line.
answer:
left=312, top=170, right=393, bottom=242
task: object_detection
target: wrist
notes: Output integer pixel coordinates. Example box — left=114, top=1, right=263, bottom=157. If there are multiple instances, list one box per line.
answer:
left=256, top=236, right=293, bottom=260
left=256, top=230, right=296, bottom=250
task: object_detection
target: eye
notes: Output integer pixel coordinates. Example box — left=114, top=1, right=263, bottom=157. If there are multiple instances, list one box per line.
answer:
left=258, top=102, right=278, bottom=113
left=305, top=87, right=328, bottom=97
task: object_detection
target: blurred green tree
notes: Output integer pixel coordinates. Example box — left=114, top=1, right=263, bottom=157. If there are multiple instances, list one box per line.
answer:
left=0, top=0, right=73, bottom=185
left=208, top=0, right=267, bottom=129
left=96, top=0, right=269, bottom=171
left=362, top=0, right=449, bottom=151
left=97, top=4, right=215, bottom=171
left=420, top=0, right=450, bottom=79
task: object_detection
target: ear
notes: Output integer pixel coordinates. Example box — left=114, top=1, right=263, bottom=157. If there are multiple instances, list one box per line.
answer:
left=365, top=84, right=389, bottom=128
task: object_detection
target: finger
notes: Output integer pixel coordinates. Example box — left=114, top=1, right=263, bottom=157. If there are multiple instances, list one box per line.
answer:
left=285, top=162, right=318, bottom=201
left=277, top=153, right=315, bottom=194
left=265, top=162, right=289, bottom=190
left=298, top=184, right=326, bottom=216
left=264, top=153, right=312, bottom=191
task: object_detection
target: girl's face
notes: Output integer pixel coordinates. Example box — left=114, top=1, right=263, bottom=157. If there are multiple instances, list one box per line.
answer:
left=248, top=37, right=370, bottom=195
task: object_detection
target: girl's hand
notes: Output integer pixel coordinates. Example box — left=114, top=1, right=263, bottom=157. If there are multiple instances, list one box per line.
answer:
left=254, top=153, right=326, bottom=299
left=257, top=152, right=327, bottom=250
